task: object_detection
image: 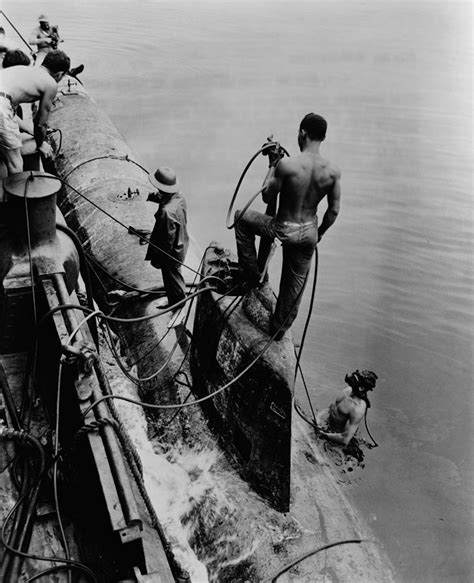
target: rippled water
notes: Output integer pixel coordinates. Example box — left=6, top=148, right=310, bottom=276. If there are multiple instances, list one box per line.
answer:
left=3, top=1, right=473, bottom=581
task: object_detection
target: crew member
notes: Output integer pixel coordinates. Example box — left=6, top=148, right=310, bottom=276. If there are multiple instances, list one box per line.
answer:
left=0, top=49, right=70, bottom=174
left=234, top=113, right=341, bottom=339
left=318, top=370, right=378, bottom=446
left=0, top=27, right=15, bottom=65
left=3, top=49, right=31, bottom=69
left=145, top=166, right=189, bottom=327
left=29, top=14, right=60, bottom=66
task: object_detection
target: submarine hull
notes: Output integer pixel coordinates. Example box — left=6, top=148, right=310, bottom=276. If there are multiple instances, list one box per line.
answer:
left=47, top=77, right=396, bottom=582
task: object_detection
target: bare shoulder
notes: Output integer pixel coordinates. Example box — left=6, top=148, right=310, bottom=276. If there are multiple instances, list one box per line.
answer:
left=351, top=399, right=367, bottom=420
left=276, top=156, right=295, bottom=173
left=321, top=156, right=341, bottom=179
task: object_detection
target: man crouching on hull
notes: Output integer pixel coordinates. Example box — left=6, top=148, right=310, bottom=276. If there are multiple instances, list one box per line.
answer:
left=235, top=113, right=341, bottom=339
left=0, top=49, right=70, bottom=175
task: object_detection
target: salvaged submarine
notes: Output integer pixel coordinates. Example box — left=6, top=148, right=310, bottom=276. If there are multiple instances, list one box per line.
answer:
left=0, top=71, right=396, bottom=581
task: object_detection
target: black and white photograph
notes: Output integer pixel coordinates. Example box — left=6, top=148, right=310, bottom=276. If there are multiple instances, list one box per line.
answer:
left=0, top=1, right=472, bottom=581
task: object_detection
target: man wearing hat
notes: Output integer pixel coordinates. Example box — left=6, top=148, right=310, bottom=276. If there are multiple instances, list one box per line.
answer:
left=234, top=113, right=341, bottom=340
left=145, top=167, right=189, bottom=324
left=29, top=15, right=60, bottom=65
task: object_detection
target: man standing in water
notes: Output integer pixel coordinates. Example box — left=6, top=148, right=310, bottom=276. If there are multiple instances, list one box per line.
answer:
left=0, top=49, right=70, bottom=175
left=318, top=370, right=378, bottom=446
left=234, top=113, right=341, bottom=339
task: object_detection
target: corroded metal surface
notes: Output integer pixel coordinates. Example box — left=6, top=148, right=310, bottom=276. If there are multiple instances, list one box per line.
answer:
left=191, top=244, right=295, bottom=511
left=48, top=79, right=201, bottom=391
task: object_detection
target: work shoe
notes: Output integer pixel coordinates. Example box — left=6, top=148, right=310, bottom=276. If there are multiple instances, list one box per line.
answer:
left=234, top=269, right=263, bottom=293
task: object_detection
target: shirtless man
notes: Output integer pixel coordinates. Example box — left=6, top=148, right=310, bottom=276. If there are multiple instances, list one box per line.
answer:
left=318, top=370, right=378, bottom=446
left=234, top=113, right=341, bottom=339
left=0, top=49, right=70, bottom=175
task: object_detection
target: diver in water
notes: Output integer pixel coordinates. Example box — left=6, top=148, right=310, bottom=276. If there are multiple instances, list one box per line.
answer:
left=318, top=370, right=378, bottom=446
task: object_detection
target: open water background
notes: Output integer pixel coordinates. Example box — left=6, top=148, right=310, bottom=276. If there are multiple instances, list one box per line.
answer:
left=3, top=1, right=473, bottom=581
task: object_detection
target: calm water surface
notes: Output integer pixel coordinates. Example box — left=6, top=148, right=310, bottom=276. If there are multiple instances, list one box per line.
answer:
left=5, top=1, right=473, bottom=581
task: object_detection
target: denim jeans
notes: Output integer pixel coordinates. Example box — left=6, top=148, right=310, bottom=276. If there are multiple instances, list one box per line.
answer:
left=235, top=210, right=317, bottom=334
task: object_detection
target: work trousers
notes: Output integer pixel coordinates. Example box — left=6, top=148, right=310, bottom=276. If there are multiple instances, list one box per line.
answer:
left=161, top=261, right=187, bottom=308
left=234, top=210, right=317, bottom=334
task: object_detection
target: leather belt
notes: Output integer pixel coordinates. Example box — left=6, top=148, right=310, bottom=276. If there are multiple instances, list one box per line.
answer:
left=0, top=92, right=13, bottom=105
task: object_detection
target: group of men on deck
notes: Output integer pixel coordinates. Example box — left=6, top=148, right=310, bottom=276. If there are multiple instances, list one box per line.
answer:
left=0, top=14, right=83, bottom=176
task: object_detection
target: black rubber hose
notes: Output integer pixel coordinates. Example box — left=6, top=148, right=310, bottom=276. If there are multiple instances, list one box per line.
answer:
left=226, top=142, right=289, bottom=229
left=0, top=429, right=46, bottom=581
left=271, top=538, right=363, bottom=581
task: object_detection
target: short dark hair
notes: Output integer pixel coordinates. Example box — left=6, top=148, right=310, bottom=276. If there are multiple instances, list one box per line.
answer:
left=3, top=49, right=31, bottom=68
left=300, top=113, right=327, bottom=141
left=0, top=27, right=5, bottom=35
left=42, top=49, right=70, bottom=74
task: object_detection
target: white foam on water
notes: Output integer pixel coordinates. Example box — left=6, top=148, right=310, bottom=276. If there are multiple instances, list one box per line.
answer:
left=105, top=367, right=263, bottom=582
left=108, top=373, right=211, bottom=581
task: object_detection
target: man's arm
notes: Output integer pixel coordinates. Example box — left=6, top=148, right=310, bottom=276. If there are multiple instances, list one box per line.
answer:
left=17, top=117, right=34, bottom=135
left=29, top=31, right=51, bottom=47
left=319, top=406, right=364, bottom=446
left=262, top=160, right=285, bottom=205
left=34, top=83, right=57, bottom=148
left=317, top=169, right=341, bottom=242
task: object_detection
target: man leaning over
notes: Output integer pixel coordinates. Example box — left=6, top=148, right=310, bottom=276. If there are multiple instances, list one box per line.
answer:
left=0, top=49, right=70, bottom=175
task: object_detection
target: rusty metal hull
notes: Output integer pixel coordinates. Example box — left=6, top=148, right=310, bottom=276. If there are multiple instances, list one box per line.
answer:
left=48, top=80, right=201, bottom=392
left=191, top=245, right=295, bottom=511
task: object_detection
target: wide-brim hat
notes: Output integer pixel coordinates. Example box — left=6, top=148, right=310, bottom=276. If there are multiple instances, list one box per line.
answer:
left=38, top=14, right=50, bottom=22
left=148, top=166, right=180, bottom=194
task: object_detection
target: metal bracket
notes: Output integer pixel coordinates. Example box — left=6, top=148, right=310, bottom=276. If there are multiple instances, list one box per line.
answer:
left=117, top=187, right=140, bottom=201
left=270, top=401, right=286, bottom=420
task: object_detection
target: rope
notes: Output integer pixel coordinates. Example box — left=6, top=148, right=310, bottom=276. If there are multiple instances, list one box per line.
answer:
left=62, top=154, right=149, bottom=182
left=48, top=174, right=202, bottom=277
left=86, top=358, right=189, bottom=580
left=0, top=10, right=34, bottom=55
left=93, top=358, right=144, bottom=475
left=84, top=250, right=167, bottom=297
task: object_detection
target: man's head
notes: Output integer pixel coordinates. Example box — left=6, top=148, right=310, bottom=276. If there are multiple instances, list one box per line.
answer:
left=3, top=49, right=31, bottom=68
left=42, top=49, right=70, bottom=81
left=0, top=27, right=5, bottom=37
left=298, top=113, right=327, bottom=149
left=38, top=14, right=50, bottom=30
left=148, top=166, right=180, bottom=202
left=345, top=370, right=378, bottom=397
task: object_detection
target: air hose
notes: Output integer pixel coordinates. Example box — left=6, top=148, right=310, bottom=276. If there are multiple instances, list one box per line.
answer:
left=226, top=141, right=289, bottom=229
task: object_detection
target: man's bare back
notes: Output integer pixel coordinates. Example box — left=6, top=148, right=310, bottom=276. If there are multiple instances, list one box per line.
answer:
left=275, top=151, right=341, bottom=223
left=328, top=388, right=367, bottom=430
left=0, top=65, right=57, bottom=107
left=262, top=115, right=341, bottom=239
left=0, top=50, right=69, bottom=174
